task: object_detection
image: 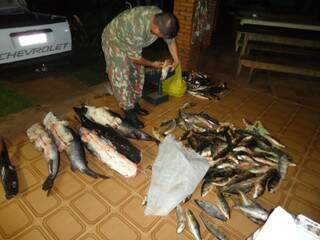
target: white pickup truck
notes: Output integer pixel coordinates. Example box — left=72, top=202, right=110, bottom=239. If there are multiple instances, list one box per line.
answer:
left=0, top=0, right=72, bottom=66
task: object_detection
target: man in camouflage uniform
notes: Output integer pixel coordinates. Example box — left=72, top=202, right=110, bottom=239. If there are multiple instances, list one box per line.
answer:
left=101, top=6, right=180, bottom=129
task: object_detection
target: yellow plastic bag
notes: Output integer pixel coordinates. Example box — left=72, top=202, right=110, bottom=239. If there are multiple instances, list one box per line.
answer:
left=162, top=64, right=186, bottom=97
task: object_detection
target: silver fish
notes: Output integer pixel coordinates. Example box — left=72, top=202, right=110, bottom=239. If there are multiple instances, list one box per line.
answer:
left=199, top=213, right=228, bottom=240
left=152, top=127, right=164, bottom=142
left=249, top=166, right=272, bottom=174
left=188, top=90, right=212, bottom=100
left=195, top=199, right=227, bottom=221
left=234, top=205, right=269, bottom=223
left=201, top=181, right=214, bottom=197
left=186, top=209, right=202, bottom=240
left=180, top=101, right=196, bottom=111
left=264, top=135, right=285, bottom=149
left=163, top=120, right=177, bottom=135
left=216, top=188, right=230, bottom=219
left=210, top=177, right=234, bottom=187
left=176, top=204, right=186, bottom=234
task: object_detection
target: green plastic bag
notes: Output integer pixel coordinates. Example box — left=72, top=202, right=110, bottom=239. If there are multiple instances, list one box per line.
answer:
left=162, top=64, right=186, bottom=97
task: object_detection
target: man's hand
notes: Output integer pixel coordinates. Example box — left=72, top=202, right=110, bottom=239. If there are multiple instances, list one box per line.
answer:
left=129, top=56, right=164, bottom=68
left=167, top=61, right=180, bottom=71
left=151, top=61, right=164, bottom=69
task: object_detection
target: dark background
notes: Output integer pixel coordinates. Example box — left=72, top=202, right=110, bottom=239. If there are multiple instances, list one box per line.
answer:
left=24, top=0, right=319, bottom=48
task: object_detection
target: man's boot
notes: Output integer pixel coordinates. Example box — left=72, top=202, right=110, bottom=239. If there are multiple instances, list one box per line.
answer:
left=134, top=103, right=149, bottom=116
left=123, top=109, right=145, bottom=129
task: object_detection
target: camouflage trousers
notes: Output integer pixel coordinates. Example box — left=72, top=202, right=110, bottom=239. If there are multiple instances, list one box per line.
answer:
left=101, top=32, right=145, bottom=110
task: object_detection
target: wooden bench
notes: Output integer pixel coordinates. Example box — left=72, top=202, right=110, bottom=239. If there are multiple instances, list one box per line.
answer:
left=238, top=53, right=320, bottom=83
left=236, top=31, right=320, bottom=82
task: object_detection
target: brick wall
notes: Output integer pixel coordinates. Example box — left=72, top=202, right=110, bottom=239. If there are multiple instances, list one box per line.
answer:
left=174, top=0, right=220, bottom=70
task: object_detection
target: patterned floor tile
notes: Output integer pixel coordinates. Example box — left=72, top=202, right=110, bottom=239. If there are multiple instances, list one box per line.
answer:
left=21, top=185, right=61, bottom=217
left=13, top=226, right=50, bottom=240
left=93, top=177, right=131, bottom=206
left=53, top=171, right=86, bottom=200
left=43, top=207, right=86, bottom=240
left=96, top=213, right=141, bottom=240
left=1, top=86, right=320, bottom=240
left=70, top=190, right=110, bottom=225
left=0, top=200, right=33, bottom=239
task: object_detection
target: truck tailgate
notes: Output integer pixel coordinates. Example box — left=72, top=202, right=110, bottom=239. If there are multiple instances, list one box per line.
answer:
left=0, top=21, right=72, bottom=64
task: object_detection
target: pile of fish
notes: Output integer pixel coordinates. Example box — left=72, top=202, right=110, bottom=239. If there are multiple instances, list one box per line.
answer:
left=24, top=105, right=159, bottom=197
left=183, top=71, right=228, bottom=100
left=152, top=102, right=296, bottom=240
left=27, top=112, right=109, bottom=195
left=0, top=138, right=19, bottom=199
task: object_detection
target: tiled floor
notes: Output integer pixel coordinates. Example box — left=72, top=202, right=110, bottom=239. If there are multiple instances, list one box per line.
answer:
left=1, top=86, right=320, bottom=240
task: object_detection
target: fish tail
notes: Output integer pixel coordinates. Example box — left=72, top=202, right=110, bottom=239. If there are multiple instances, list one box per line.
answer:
left=42, top=175, right=55, bottom=194
left=83, top=168, right=109, bottom=179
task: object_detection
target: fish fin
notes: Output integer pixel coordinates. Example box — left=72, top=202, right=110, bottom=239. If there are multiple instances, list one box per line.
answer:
left=42, top=174, right=55, bottom=194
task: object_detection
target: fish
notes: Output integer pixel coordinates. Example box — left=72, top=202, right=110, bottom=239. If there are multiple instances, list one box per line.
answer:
left=186, top=209, right=202, bottom=240
left=152, top=127, right=164, bottom=142
left=201, top=180, right=214, bottom=197
left=0, top=138, right=19, bottom=199
left=232, top=146, right=254, bottom=155
left=210, top=177, right=234, bottom=187
left=195, top=199, right=227, bottom=221
left=278, top=157, right=290, bottom=179
left=264, top=135, right=285, bottom=149
left=43, top=112, right=108, bottom=179
left=27, top=123, right=60, bottom=195
left=198, top=112, right=219, bottom=125
left=237, top=190, right=253, bottom=206
left=188, top=90, right=212, bottom=100
left=266, top=169, right=282, bottom=193
left=179, top=130, right=191, bottom=141
left=180, top=101, right=197, bottom=111
left=234, top=204, right=269, bottom=223
left=176, top=204, right=186, bottom=233
left=252, top=156, right=278, bottom=167
left=80, top=127, right=137, bottom=178
left=235, top=190, right=264, bottom=224
left=205, top=167, right=239, bottom=181
left=161, top=59, right=171, bottom=80
left=199, top=213, right=228, bottom=240
left=216, top=162, right=237, bottom=170
left=248, top=166, right=272, bottom=174
left=215, top=188, right=230, bottom=219
left=74, top=107, right=141, bottom=164
left=163, top=120, right=177, bottom=135
left=75, top=105, right=159, bottom=143
left=253, top=169, right=278, bottom=199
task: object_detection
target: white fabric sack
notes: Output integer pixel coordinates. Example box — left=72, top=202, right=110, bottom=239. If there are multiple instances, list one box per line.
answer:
left=144, top=135, right=209, bottom=216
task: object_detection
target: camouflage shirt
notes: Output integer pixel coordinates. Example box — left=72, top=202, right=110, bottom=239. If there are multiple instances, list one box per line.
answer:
left=104, top=6, right=174, bottom=58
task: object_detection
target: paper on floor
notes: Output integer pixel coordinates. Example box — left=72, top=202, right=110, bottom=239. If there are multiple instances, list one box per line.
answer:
left=251, top=206, right=320, bottom=240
